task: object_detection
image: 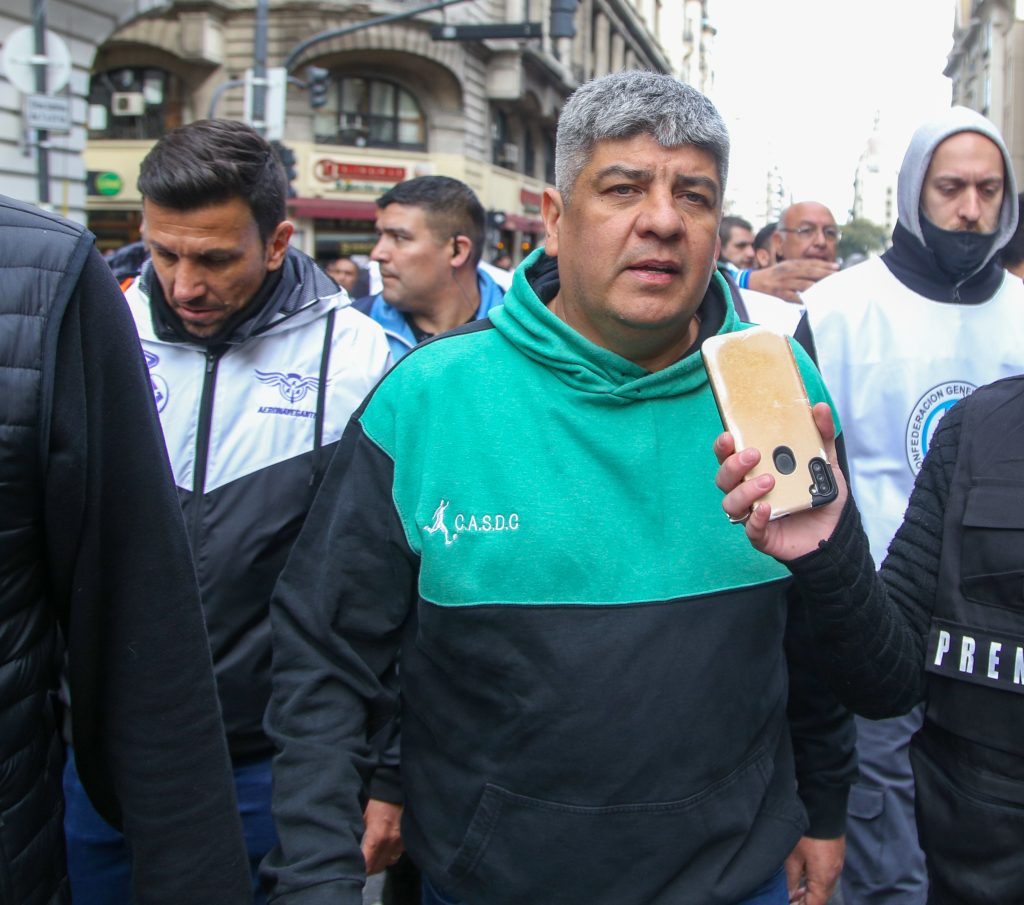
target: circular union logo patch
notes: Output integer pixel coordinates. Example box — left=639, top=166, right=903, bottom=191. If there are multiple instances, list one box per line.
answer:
left=905, top=380, right=975, bottom=473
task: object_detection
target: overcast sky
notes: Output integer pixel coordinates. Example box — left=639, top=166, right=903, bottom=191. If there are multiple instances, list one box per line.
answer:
left=706, top=0, right=955, bottom=223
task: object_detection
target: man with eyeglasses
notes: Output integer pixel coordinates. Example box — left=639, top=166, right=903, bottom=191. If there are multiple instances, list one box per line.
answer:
left=733, top=209, right=839, bottom=304
left=725, top=204, right=839, bottom=335
left=796, top=106, right=1024, bottom=905
left=773, top=203, right=841, bottom=266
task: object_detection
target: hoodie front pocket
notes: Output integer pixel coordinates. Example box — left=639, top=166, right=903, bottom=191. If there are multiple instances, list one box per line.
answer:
left=443, top=746, right=775, bottom=905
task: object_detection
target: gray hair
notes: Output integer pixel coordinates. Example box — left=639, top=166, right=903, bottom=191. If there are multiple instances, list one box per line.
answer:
left=555, top=71, right=730, bottom=204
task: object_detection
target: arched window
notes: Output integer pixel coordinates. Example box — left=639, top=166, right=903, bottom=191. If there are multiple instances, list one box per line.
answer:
left=88, top=67, right=185, bottom=139
left=314, top=76, right=426, bottom=150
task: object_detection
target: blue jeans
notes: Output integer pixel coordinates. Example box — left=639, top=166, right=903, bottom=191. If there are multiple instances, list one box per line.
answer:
left=421, top=865, right=788, bottom=905
left=63, top=749, right=275, bottom=904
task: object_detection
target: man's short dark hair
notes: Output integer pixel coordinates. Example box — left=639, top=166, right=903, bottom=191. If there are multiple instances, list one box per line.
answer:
left=138, top=119, right=287, bottom=242
left=719, top=215, right=753, bottom=245
left=754, top=222, right=777, bottom=252
left=1000, top=193, right=1024, bottom=269
left=376, top=176, right=486, bottom=266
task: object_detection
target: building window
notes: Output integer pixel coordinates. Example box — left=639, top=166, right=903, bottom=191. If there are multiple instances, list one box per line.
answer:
left=491, top=109, right=519, bottom=171
left=315, top=76, right=426, bottom=150
left=543, top=133, right=556, bottom=185
left=88, top=68, right=185, bottom=139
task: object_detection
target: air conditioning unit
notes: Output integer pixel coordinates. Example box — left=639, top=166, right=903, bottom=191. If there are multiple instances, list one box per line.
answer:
left=339, top=113, right=367, bottom=133
left=111, top=92, right=146, bottom=116
left=499, top=142, right=519, bottom=164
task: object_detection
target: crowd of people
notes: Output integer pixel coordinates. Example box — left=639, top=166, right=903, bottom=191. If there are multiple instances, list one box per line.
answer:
left=2, top=66, right=1023, bottom=905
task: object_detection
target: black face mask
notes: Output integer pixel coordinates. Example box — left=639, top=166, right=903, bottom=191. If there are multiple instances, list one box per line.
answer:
left=919, top=213, right=998, bottom=283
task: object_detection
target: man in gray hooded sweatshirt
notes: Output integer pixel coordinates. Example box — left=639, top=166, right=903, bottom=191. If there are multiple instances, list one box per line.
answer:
left=796, top=107, right=1024, bottom=904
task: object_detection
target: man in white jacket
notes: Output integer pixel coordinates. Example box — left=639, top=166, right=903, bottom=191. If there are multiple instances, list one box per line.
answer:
left=63, top=119, right=396, bottom=905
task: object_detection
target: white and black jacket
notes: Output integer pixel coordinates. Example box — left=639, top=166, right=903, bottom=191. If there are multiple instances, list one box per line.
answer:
left=126, top=248, right=391, bottom=761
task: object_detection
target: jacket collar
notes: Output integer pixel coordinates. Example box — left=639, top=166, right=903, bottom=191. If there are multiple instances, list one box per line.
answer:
left=881, top=221, right=1006, bottom=304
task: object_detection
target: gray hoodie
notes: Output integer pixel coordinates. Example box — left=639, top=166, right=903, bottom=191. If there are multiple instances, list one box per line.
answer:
left=896, top=105, right=1018, bottom=264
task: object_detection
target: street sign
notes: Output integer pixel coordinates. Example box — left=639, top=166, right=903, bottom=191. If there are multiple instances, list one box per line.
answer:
left=94, top=172, right=123, bottom=196
left=25, top=93, right=70, bottom=131
left=1, top=26, right=71, bottom=95
left=86, top=171, right=125, bottom=196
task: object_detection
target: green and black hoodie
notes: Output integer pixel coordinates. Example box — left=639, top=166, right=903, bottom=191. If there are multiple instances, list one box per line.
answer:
left=265, top=250, right=855, bottom=905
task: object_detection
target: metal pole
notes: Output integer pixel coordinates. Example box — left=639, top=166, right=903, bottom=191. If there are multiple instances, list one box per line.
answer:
left=252, top=0, right=268, bottom=132
left=32, top=0, right=49, bottom=206
left=207, top=78, right=246, bottom=119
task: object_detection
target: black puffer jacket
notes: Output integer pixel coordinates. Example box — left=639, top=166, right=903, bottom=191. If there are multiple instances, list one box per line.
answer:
left=0, top=195, right=250, bottom=904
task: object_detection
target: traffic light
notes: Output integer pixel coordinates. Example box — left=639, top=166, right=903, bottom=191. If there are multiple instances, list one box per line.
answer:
left=550, top=0, right=578, bottom=38
left=271, top=140, right=297, bottom=198
left=307, top=66, right=330, bottom=109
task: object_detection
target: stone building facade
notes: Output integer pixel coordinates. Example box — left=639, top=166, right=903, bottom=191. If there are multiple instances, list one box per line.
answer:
left=79, top=0, right=712, bottom=265
left=945, top=0, right=1024, bottom=183
left=1, top=0, right=164, bottom=221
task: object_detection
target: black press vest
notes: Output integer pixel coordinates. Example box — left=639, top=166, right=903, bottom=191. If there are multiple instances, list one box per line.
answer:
left=914, top=373, right=1024, bottom=904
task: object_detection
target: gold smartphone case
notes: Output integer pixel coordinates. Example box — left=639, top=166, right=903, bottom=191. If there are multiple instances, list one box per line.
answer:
left=702, top=326, right=838, bottom=519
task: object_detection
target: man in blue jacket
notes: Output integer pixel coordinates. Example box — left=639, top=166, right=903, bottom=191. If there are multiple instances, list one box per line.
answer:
left=356, top=176, right=506, bottom=361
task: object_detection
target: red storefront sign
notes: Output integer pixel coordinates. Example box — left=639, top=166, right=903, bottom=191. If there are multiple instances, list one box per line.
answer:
left=314, top=160, right=407, bottom=183
left=520, top=189, right=542, bottom=212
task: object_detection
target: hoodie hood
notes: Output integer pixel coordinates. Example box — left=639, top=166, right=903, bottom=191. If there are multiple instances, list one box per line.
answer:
left=141, top=245, right=348, bottom=347
left=490, top=247, right=736, bottom=401
left=897, top=106, right=1018, bottom=257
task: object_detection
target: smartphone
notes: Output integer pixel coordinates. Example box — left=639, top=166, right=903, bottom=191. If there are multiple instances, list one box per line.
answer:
left=702, top=326, right=838, bottom=519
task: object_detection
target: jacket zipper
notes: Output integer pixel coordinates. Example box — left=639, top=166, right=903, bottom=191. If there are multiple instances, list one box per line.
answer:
left=191, top=349, right=222, bottom=543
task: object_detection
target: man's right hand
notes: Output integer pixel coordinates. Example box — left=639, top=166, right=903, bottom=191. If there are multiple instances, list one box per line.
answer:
left=713, top=402, right=847, bottom=562
left=747, top=259, right=839, bottom=303
left=362, top=799, right=404, bottom=875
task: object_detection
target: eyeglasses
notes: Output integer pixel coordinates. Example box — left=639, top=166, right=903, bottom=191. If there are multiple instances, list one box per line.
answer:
left=778, top=224, right=842, bottom=242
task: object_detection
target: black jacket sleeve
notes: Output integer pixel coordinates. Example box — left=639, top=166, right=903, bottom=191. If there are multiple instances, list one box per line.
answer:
left=263, top=418, right=417, bottom=905
left=784, top=398, right=959, bottom=718
left=44, top=245, right=251, bottom=905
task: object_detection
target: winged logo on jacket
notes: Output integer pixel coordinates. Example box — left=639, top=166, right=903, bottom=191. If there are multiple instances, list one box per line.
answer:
left=255, top=369, right=321, bottom=404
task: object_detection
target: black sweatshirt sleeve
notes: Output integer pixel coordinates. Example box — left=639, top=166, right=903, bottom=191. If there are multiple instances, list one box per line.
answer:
left=784, top=586, right=858, bottom=838
left=785, top=400, right=959, bottom=718
left=783, top=319, right=858, bottom=837
left=45, top=246, right=251, bottom=905
left=263, top=417, right=418, bottom=905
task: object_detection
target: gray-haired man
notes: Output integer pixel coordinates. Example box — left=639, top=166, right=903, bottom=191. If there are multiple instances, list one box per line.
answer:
left=264, top=71, right=854, bottom=905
